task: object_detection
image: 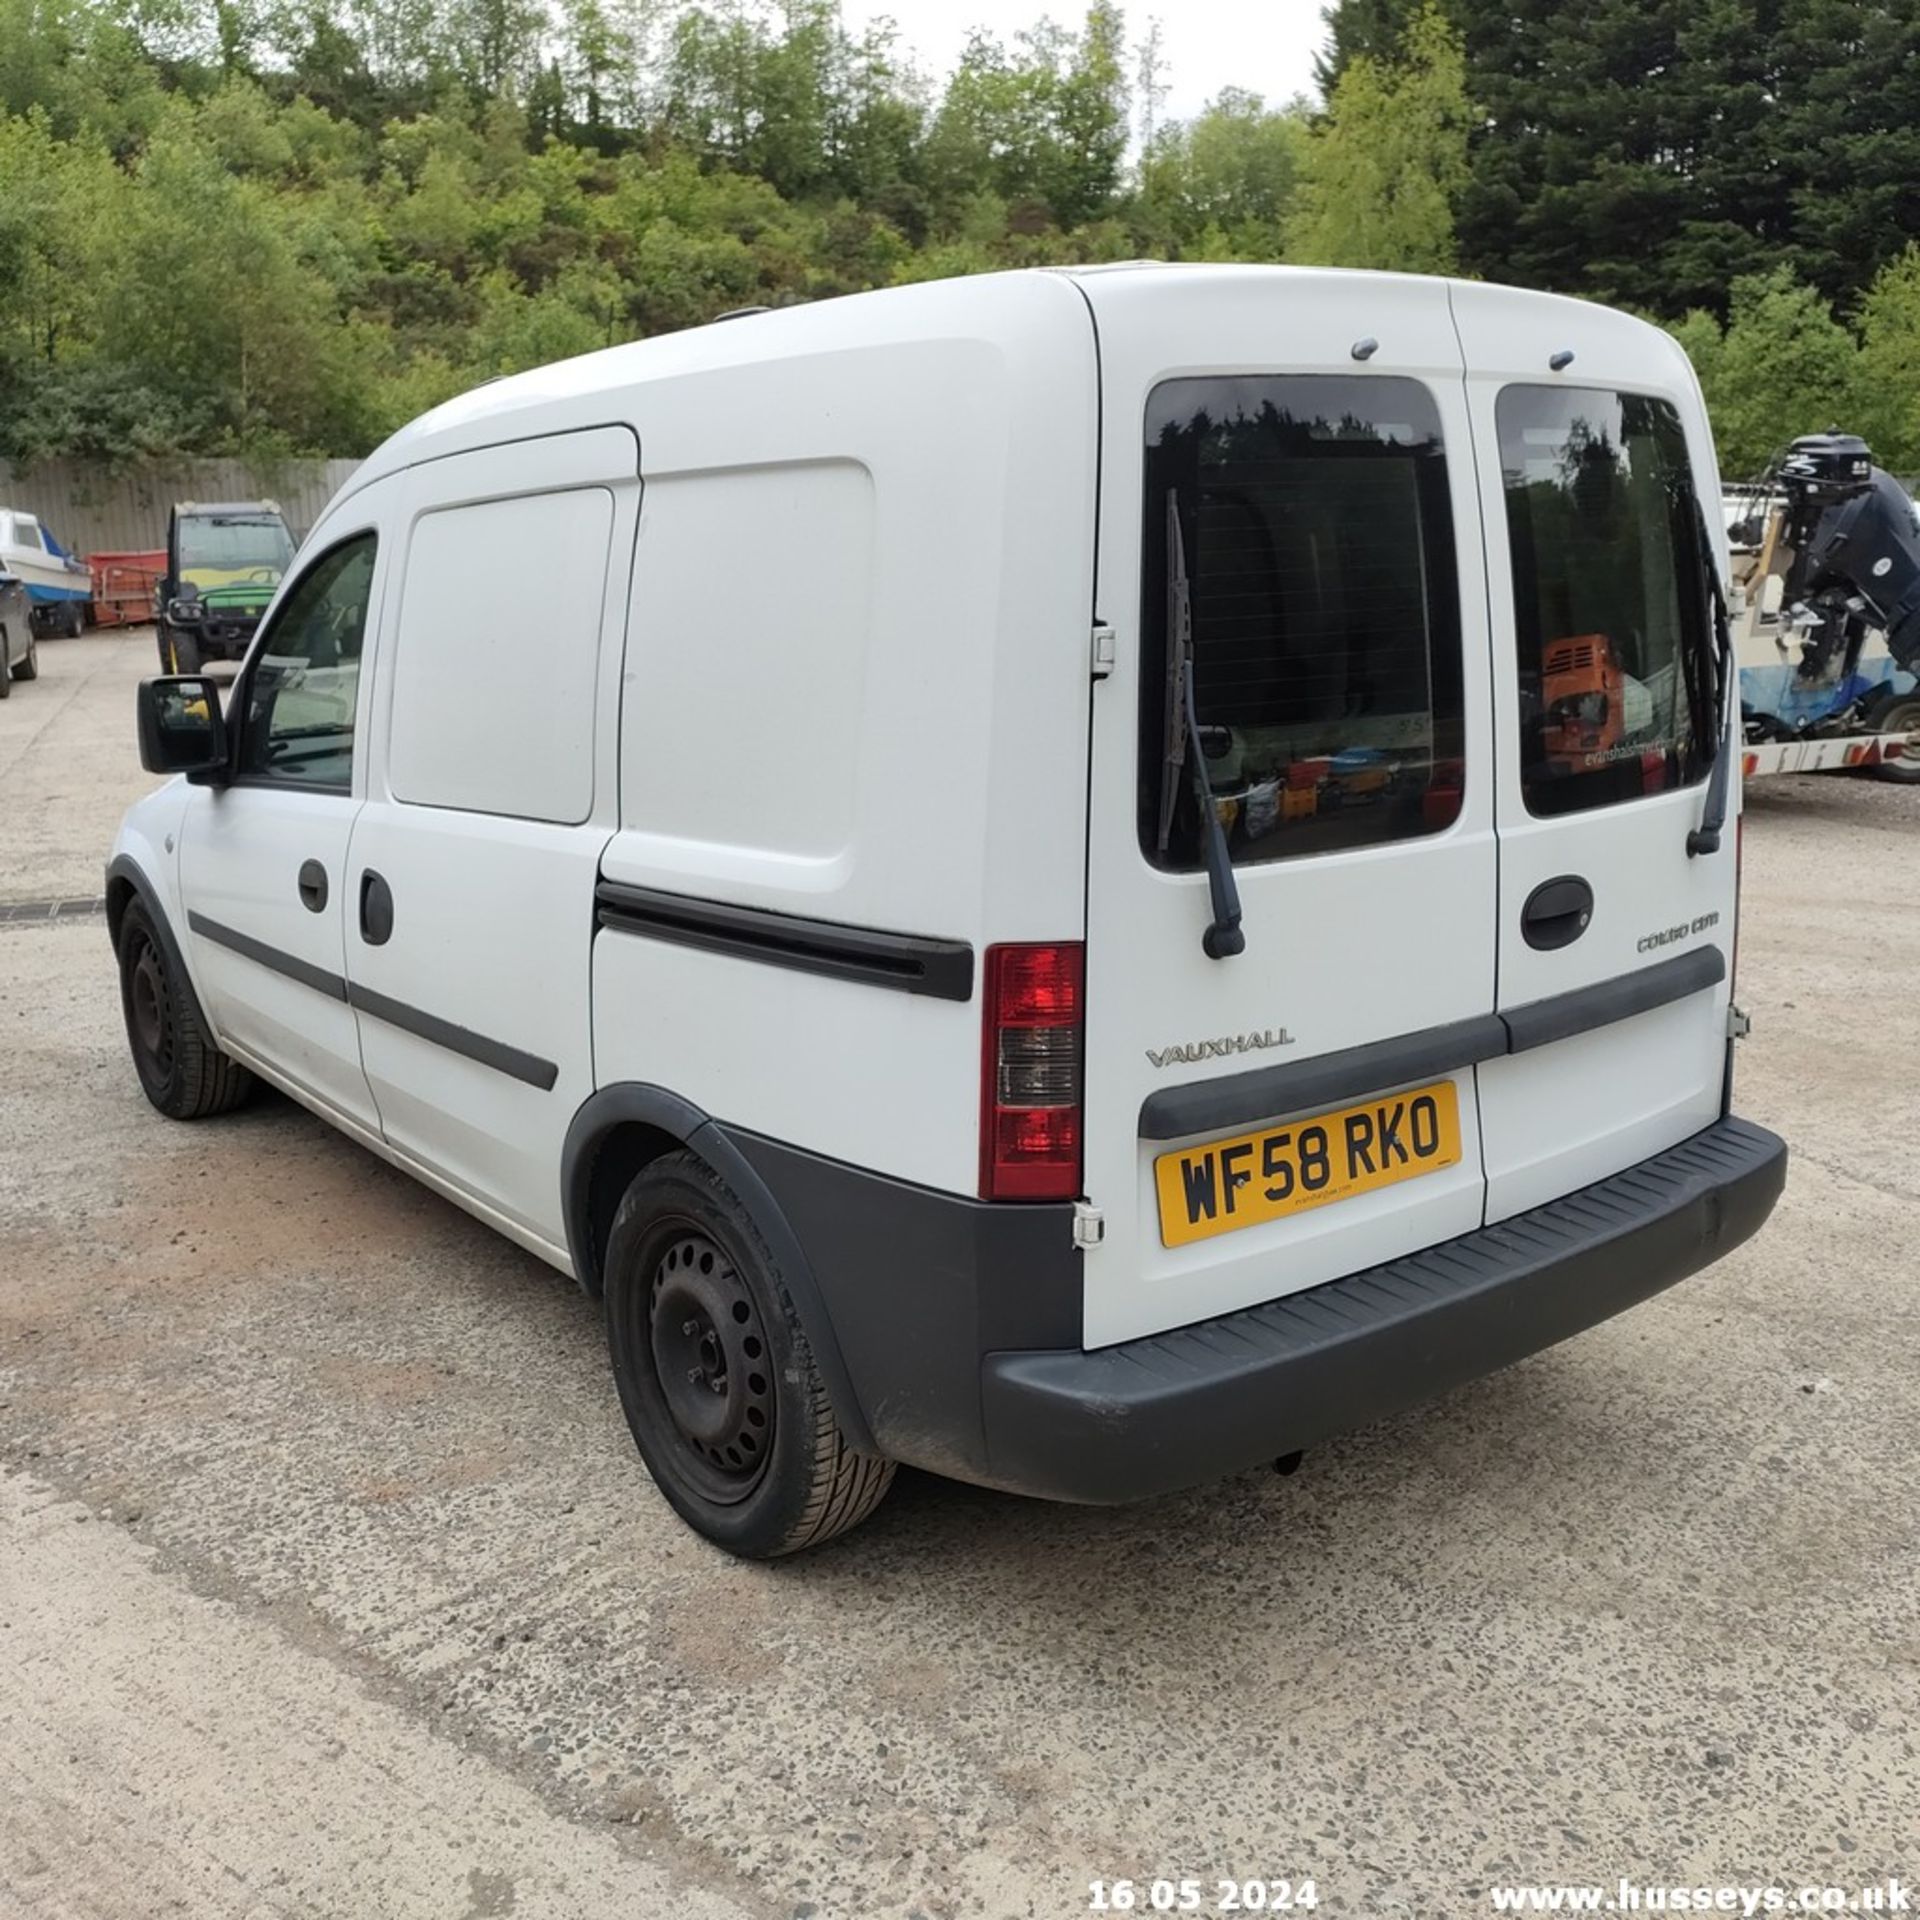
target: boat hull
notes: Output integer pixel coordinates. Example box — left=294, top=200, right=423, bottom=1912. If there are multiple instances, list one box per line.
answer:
left=0, top=547, right=91, bottom=603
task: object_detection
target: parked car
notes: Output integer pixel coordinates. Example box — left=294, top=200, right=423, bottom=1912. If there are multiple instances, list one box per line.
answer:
left=0, top=565, right=38, bottom=693
left=108, top=265, right=1788, bottom=1558
left=0, top=507, right=90, bottom=638
left=154, top=500, right=296, bottom=673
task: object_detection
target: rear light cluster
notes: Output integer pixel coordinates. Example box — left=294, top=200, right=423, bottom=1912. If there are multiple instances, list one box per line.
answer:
left=979, top=942, right=1084, bottom=1202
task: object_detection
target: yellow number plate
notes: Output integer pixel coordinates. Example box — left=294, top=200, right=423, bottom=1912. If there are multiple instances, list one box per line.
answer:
left=1154, top=1080, right=1462, bottom=1249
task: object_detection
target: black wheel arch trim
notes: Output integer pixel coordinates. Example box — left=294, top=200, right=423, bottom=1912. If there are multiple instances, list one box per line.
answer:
left=105, top=854, right=215, bottom=1040
left=560, top=1082, right=878, bottom=1455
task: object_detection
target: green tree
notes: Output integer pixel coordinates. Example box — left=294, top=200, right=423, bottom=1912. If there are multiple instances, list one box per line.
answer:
left=1319, top=0, right=1920, bottom=318
left=822, top=16, right=924, bottom=210
left=1289, top=4, right=1469, bottom=273
left=1046, top=2, right=1126, bottom=229
left=555, top=0, right=629, bottom=135
left=90, top=109, right=356, bottom=449
left=1312, top=0, right=1409, bottom=95
left=0, top=108, right=117, bottom=366
left=7, top=0, right=1918, bottom=469
left=1854, top=246, right=1920, bottom=473
left=1138, top=88, right=1308, bottom=260
left=442, top=0, right=546, bottom=97
left=1676, top=268, right=1863, bottom=477
left=926, top=7, right=1127, bottom=231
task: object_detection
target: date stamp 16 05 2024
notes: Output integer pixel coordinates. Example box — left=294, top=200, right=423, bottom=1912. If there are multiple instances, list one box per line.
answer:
left=1088, top=1880, right=1320, bottom=1914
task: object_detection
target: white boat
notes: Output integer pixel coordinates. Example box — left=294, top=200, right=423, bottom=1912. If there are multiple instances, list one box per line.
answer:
left=0, top=506, right=92, bottom=635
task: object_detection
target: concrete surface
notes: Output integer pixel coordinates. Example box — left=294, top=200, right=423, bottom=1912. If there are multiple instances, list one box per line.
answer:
left=0, top=631, right=170, bottom=902
left=2, top=630, right=1916, bottom=1919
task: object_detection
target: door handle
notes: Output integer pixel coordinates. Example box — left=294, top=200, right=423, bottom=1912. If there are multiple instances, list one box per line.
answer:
left=1521, top=874, right=1594, bottom=951
left=297, top=860, right=328, bottom=914
left=360, top=869, right=394, bottom=946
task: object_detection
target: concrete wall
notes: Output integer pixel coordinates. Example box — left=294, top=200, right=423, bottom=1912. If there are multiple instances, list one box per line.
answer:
left=0, top=457, right=361, bottom=555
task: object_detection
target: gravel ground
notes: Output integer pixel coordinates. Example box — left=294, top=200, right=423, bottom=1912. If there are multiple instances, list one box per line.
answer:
left=2, top=631, right=1915, bottom=1919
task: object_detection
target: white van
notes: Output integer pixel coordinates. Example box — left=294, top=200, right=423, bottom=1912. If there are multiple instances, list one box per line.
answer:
left=110, top=265, right=1787, bottom=1557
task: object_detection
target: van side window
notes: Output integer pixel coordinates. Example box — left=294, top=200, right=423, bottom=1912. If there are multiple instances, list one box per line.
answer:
left=387, top=489, right=613, bottom=825
left=1498, top=386, right=1711, bottom=818
left=1138, top=375, right=1466, bottom=872
left=237, top=533, right=375, bottom=791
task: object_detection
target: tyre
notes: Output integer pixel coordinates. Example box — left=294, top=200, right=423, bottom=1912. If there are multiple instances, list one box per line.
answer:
left=14, top=630, right=37, bottom=681
left=604, top=1152, right=894, bottom=1557
left=116, top=898, right=256, bottom=1120
left=66, top=601, right=86, bottom=638
left=156, top=624, right=201, bottom=675
left=1870, top=693, right=1920, bottom=784
left=0, top=628, right=10, bottom=698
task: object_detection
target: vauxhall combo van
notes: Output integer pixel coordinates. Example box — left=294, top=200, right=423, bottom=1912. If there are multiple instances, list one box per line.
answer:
left=112, top=265, right=1788, bottom=1556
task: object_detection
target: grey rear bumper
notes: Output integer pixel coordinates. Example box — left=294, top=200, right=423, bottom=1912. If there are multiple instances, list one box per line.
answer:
left=980, top=1116, right=1786, bottom=1504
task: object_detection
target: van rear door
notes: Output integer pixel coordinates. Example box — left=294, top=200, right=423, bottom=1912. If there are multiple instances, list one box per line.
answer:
left=1074, top=269, right=1499, bottom=1350
left=1449, top=282, right=1738, bottom=1222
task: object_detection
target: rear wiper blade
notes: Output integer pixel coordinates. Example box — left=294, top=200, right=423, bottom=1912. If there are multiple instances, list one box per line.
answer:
left=1686, top=492, right=1737, bottom=858
left=1160, top=490, right=1246, bottom=958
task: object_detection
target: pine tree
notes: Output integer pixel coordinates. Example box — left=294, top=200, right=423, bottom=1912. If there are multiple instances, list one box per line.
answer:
left=1317, top=0, right=1920, bottom=317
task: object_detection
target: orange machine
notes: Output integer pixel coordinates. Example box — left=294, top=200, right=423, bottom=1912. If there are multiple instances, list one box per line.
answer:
left=1540, top=633, right=1625, bottom=769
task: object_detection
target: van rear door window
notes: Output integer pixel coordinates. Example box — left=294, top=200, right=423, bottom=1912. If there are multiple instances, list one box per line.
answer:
left=1497, top=386, right=1711, bottom=817
left=1138, top=374, right=1466, bottom=871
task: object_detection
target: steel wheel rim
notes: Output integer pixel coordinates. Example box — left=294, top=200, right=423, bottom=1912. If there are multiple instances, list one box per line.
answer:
left=644, top=1228, right=774, bottom=1505
left=128, top=932, right=173, bottom=1077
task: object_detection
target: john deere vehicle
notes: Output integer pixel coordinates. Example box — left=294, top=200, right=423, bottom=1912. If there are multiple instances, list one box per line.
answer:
left=155, top=501, right=296, bottom=673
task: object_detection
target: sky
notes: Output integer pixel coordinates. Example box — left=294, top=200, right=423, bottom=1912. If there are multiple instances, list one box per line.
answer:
left=838, top=0, right=1332, bottom=126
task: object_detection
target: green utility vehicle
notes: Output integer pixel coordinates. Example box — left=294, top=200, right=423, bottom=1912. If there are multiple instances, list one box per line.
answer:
left=155, top=501, right=297, bottom=673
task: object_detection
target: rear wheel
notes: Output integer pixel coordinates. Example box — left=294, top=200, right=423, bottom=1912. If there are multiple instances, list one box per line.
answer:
left=116, top=899, right=256, bottom=1119
left=1870, top=693, right=1920, bottom=784
left=0, top=628, right=10, bottom=698
left=14, top=630, right=38, bottom=681
left=604, top=1152, right=893, bottom=1557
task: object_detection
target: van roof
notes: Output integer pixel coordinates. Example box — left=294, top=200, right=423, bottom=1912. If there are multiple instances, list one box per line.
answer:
left=343, top=263, right=1679, bottom=507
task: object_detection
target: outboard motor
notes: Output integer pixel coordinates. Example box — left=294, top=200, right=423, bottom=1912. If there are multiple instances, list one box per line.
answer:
left=1777, top=431, right=1920, bottom=680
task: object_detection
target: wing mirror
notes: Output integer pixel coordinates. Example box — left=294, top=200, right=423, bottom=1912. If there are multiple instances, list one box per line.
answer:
left=137, top=676, right=229, bottom=781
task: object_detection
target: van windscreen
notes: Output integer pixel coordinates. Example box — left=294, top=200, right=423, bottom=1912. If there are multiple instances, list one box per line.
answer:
left=1497, top=386, right=1712, bottom=818
left=1138, top=374, right=1466, bottom=872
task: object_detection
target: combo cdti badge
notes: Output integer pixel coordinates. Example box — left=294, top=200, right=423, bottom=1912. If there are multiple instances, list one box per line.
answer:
left=109, top=264, right=1789, bottom=1557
